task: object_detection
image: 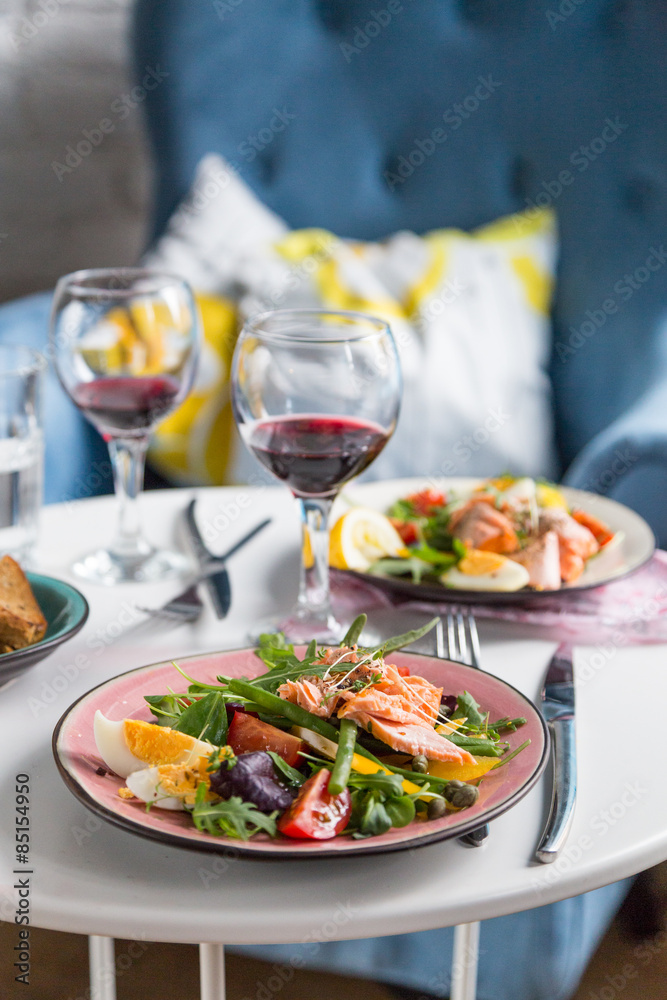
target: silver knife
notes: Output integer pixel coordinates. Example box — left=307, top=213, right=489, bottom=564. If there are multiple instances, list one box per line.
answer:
left=535, top=642, right=577, bottom=864
left=183, top=499, right=271, bottom=619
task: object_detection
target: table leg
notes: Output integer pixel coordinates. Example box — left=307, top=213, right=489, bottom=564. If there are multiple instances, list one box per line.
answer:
left=200, top=942, right=226, bottom=1000
left=450, top=921, right=480, bottom=1000
left=88, top=935, right=117, bottom=1000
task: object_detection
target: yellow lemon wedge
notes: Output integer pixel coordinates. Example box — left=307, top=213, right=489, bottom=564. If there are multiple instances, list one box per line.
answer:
left=291, top=726, right=425, bottom=797
left=427, top=756, right=499, bottom=782
left=536, top=482, right=568, bottom=509
left=329, top=507, right=409, bottom=571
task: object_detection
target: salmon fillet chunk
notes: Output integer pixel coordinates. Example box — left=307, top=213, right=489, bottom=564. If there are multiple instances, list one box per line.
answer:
left=349, top=713, right=475, bottom=764
left=449, top=500, right=519, bottom=554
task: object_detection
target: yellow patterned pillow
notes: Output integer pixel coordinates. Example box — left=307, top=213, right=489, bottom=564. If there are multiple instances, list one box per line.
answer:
left=148, top=294, right=238, bottom=486
left=142, top=153, right=558, bottom=485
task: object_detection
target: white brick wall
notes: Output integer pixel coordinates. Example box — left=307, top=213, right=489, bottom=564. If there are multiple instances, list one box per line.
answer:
left=0, top=0, right=152, bottom=303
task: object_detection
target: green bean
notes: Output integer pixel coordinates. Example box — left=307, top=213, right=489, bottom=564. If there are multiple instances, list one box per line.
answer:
left=225, top=679, right=454, bottom=785
left=377, top=617, right=439, bottom=654
left=447, top=733, right=503, bottom=757
left=327, top=719, right=358, bottom=794
left=226, top=679, right=341, bottom=742
left=342, top=614, right=367, bottom=647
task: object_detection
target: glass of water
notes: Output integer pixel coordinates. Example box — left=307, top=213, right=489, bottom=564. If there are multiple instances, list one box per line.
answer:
left=0, top=346, right=45, bottom=565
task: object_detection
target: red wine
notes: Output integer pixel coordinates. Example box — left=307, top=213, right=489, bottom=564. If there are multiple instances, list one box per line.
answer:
left=248, top=415, right=390, bottom=496
left=72, top=375, right=181, bottom=438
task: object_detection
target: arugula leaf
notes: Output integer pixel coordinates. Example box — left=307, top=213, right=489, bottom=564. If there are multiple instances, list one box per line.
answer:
left=452, top=537, right=467, bottom=559
left=387, top=498, right=419, bottom=521
left=491, top=739, right=531, bottom=769
left=422, top=507, right=454, bottom=549
left=369, top=557, right=433, bottom=583
left=190, top=785, right=277, bottom=840
left=347, top=771, right=405, bottom=797
left=256, top=631, right=296, bottom=669
left=487, top=716, right=527, bottom=734
left=410, top=543, right=458, bottom=569
left=249, top=632, right=325, bottom=692
left=456, top=691, right=485, bottom=728
left=173, top=691, right=228, bottom=746
left=144, top=693, right=184, bottom=726
left=266, top=751, right=306, bottom=789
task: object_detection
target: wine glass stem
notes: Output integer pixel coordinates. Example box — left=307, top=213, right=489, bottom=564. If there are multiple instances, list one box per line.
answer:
left=108, top=437, right=151, bottom=561
left=296, top=496, right=334, bottom=623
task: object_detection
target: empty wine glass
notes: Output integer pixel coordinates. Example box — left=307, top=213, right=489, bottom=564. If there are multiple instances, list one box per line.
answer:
left=231, top=308, right=401, bottom=642
left=50, top=268, right=200, bottom=584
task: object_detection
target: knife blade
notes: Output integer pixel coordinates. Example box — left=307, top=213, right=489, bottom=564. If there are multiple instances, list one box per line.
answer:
left=183, top=499, right=270, bottom=619
left=535, top=642, right=577, bottom=864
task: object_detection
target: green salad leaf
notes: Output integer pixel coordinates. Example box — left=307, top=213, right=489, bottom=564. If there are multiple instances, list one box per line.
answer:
left=456, top=690, right=485, bottom=728
left=369, top=556, right=434, bottom=583
left=267, top=751, right=306, bottom=789
left=172, top=691, right=228, bottom=746
left=346, top=771, right=417, bottom=837
left=144, top=692, right=185, bottom=726
left=387, top=497, right=421, bottom=521
left=190, top=784, right=278, bottom=840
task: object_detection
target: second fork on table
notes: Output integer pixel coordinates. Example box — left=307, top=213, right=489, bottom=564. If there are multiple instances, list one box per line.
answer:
left=435, top=608, right=489, bottom=848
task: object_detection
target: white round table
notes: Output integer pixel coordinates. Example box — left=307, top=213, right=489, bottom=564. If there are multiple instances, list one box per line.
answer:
left=2, top=487, right=666, bottom=999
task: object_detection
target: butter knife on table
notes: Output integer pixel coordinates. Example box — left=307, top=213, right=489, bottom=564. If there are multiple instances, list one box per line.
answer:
left=535, top=642, right=577, bottom=864
left=183, top=499, right=270, bottom=619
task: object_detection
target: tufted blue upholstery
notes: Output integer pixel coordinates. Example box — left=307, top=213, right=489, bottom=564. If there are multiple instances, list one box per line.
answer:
left=130, top=0, right=667, bottom=540
left=126, top=2, right=661, bottom=998
left=0, top=2, right=658, bottom=996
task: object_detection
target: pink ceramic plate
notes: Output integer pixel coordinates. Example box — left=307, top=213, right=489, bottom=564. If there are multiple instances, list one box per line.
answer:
left=53, top=648, right=548, bottom=858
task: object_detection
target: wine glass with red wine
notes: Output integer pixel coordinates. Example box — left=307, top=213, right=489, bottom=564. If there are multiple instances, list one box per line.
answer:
left=50, top=268, right=200, bottom=584
left=231, top=308, right=401, bottom=642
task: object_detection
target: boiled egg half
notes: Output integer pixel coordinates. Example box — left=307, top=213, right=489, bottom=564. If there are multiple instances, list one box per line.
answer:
left=93, top=711, right=215, bottom=779
left=441, top=549, right=530, bottom=592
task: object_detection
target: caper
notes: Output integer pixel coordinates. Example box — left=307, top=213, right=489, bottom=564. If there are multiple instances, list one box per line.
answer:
left=427, top=796, right=447, bottom=820
left=443, top=781, right=479, bottom=810
left=411, top=754, right=429, bottom=773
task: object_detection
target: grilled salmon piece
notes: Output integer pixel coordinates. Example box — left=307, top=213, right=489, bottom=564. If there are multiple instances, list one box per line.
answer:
left=538, top=508, right=598, bottom=583
left=338, top=688, right=434, bottom=728
left=449, top=500, right=519, bottom=554
left=278, top=678, right=333, bottom=718
left=571, top=509, right=614, bottom=547
left=510, top=530, right=561, bottom=590
left=348, top=713, right=475, bottom=764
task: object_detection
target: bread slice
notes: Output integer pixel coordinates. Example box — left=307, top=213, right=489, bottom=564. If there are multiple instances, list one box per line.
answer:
left=0, top=556, right=47, bottom=651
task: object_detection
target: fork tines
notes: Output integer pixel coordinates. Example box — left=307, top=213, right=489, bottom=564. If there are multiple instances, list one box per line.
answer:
left=441, top=607, right=480, bottom=669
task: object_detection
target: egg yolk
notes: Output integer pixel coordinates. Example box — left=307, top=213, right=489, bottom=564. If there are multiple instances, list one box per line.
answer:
left=458, top=550, right=508, bottom=575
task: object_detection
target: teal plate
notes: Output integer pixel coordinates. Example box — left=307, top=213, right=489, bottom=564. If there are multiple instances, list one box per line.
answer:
left=0, top=573, right=89, bottom=685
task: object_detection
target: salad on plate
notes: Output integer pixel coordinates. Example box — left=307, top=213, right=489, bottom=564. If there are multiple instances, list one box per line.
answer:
left=92, top=616, right=529, bottom=843
left=330, top=476, right=621, bottom=593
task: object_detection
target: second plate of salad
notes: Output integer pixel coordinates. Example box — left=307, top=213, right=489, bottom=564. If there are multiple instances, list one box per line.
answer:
left=330, top=476, right=655, bottom=604
left=53, top=618, right=548, bottom=858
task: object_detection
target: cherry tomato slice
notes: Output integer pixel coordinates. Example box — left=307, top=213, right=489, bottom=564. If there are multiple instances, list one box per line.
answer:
left=390, top=518, right=419, bottom=546
left=277, top=769, right=352, bottom=840
left=227, top=712, right=305, bottom=768
left=395, top=665, right=411, bottom=677
left=407, top=489, right=447, bottom=516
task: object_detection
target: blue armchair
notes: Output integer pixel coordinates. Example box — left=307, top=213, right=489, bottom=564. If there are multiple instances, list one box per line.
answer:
left=1, top=2, right=664, bottom=996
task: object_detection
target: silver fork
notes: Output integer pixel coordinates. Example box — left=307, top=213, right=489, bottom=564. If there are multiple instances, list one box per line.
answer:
left=136, top=582, right=204, bottom=624
left=438, top=609, right=490, bottom=848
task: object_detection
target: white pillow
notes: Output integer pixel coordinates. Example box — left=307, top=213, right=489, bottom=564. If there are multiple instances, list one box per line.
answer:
left=143, top=154, right=559, bottom=485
